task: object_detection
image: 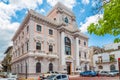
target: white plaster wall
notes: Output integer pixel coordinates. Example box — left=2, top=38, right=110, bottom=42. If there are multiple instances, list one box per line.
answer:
left=93, top=50, right=120, bottom=71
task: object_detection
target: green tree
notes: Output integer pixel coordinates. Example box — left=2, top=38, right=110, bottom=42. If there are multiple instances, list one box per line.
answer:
left=2, top=53, right=12, bottom=72
left=88, top=0, right=120, bottom=42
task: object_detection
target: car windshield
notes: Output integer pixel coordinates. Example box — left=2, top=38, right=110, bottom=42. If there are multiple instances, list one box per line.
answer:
left=12, top=73, right=16, bottom=75
left=111, top=70, right=119, bottom=72
left=47, top=75, right=56, bottom=79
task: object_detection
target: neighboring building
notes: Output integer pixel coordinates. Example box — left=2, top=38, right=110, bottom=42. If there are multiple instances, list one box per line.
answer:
left=89, top=46, right=104, bottom=70
left=0, top=61, right=2, bottom=72
left=93, top=43, right=120, bottom=71
left=2, top=46, right=13, bottom=72
left=11, top=2, right=89, bottom=78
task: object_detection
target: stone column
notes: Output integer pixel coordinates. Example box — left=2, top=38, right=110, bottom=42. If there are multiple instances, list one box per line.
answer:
left=76, top=37, right=80, bottom=67
left=61, top=31, right=65, bottom=65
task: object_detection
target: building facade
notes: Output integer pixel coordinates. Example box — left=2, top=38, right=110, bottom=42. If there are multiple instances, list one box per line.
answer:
left=93, top=43, right=120, bottom=71
left=11, top=2, right=90, bottom=78
left=0, top=61, right=2, bottom=72
left=89, top=46, right=104, bottom=70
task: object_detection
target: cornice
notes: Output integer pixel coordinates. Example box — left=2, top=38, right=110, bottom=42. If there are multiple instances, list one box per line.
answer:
left=12, top=13, right=30, bottom=41
left=29, top=10, right=59, bottom=27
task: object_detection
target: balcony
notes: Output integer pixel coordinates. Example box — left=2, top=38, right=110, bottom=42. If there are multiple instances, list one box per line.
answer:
left=34, top=50, right=46, bottom=58
left=80, top=57, right=90, bottom=63
left=96, top=59, right=117, bottom=64
left=33, top=51, right=58, bottom=59
left=47, top=52, right=58, bottom=59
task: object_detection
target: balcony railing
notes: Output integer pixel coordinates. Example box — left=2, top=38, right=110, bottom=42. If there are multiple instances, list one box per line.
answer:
left=96, top=59, right=117, bottom=64
left=80, top=57, right=90, bottom=62
left=33, top=50, right=58, bottom=58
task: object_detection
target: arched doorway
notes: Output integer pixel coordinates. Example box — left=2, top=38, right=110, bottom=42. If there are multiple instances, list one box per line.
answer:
left=36, top=62, right=41, bottom=73
left=84, top=64, right=87, bottom=71
left=66, top=62, right=71, bottom=75
left=110, top=64, right=116, bottom=71
left=98, top=65, right=103, bottom=69
left=65, top=37, right=71, bottom=55
left=49, top=63, right=53, bottom=72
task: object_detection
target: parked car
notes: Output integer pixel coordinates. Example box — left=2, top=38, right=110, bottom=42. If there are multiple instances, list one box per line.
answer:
left=99, top=71, right=116, bottom=77
left=80, top=71, right=97, bottom=77
left=7, top=73, right=17, bottom=78
left=99, top=71, right=109, bottom=76
left=110, top=70, right=119, bottom=75
left=43, top=71, right=59, bottom=79
left=45, top=74, right=69, bottom=80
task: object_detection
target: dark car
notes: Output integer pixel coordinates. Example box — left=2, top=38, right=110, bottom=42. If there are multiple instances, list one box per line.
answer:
left=80, top=71, right=97, bottom=77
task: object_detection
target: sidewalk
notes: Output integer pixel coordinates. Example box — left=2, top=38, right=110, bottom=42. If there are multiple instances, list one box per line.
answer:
left=69, top=75, right=79, bottom=77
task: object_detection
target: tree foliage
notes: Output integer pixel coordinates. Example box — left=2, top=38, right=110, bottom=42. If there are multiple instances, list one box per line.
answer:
left=88, top=0, right=120, bottom=43
left=2, top=52, right=12, bottom=72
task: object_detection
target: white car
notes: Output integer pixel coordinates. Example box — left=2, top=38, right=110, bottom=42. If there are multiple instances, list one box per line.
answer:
left=45, top=74, right=69, bottom=80
left=7, top=73, right=17, bottom=79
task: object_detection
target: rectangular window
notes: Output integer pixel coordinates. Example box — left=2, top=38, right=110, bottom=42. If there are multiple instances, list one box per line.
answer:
left=21, top=64, right=22, bottom=73
left=49, top=45, right=53, bottom=52
left=19, top=36, right=20, bottom=41
left=18, top=48, right=20, bottom=56
left=118, top=46, right=120, bottom=49
left=36, top=42, right=41, bottom=50
left=37, top=25, right=41, bottom=32
left=84, top=52, right=86, bottom=58
left=27, top=26, right=29, bottom=33
left=22, top=32, right=24, bottom=38
left=22, top=45, right=24, bottom=54
left=49, top=29, right=53, bottom=35
left=98, top=56, right=102, bottom=63
left=109, top=55, right=115, bottom=62
left=79, top=51, right=81, bottom=57
left=79, top=40, right=81, bottom=44
left=84, top=41, right=86, bottom=46
left=26, top=41, right=29, bottom=52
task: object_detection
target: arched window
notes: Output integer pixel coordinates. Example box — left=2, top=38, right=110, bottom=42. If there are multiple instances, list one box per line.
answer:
left=36, top=62, right=41, bottom=73
left=84, top=64, right=87, bottom=71
left=110, top=64, right=116, bottom=71
left=17, top=64, right=19, bottom=73
left=49, top=45, right=53, bottom=52
left=65, top=37, right=71, bottom=55
left=21, top=63, right=22, bottom=73
left=98, top=65, right=103, bottom=69
left=49, top=63, right=53, bottom=72
left=64, top=17, right=69, bottom=23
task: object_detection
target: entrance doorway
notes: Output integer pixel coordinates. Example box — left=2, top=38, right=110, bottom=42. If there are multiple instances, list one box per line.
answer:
left=66, top=62, right=71, bottom=75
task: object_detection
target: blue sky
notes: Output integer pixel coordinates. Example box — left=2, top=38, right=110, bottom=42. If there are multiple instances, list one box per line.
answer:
left=0, top=0, right=115, bottom=60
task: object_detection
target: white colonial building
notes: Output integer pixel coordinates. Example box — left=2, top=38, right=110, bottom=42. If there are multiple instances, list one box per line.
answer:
left=93, top=43, right=120, bottom=71
left=11, top=2, right=90, bottom=78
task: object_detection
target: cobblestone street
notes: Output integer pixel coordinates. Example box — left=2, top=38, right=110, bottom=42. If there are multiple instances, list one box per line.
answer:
left=69, top=76, right=119, bottom=80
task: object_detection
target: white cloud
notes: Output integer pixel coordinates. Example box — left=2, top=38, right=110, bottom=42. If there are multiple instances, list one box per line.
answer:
left=36, top=8, right=45, bottom=14
left=82, top=0, right=89, bottom=5
left=9, top=0, right=43, bottom=10
left=80, top=8, right=85, bottom=13
left=40, top=9, right=45, bottom=13
left=92, top=1, right=96, bottom=7
left=47, top=0, right=76, bottom=9
left=0, top=0, right=43, bottom=60
left=0, top=0, right=43, bottom=31
left=80, top=14, right=103, bottom=33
